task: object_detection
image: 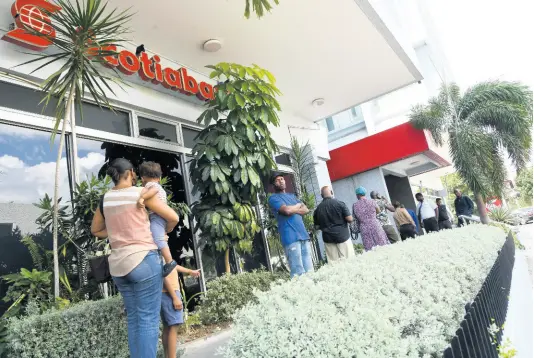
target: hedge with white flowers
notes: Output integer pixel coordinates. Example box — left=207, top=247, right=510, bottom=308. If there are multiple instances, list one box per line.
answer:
left=222, top=225, right=507, bottom=358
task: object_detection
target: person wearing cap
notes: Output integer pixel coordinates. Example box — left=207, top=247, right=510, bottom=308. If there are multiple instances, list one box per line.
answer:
left=268, top=174, right=314, bottom=277
left=351, top=186, right=389, bottom=251
left=313, top=186, right=354, bottom=262
left=370, top=191, right=400, bottom=244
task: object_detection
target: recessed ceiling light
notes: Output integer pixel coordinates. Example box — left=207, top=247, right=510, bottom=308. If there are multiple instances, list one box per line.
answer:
left=312, top=98, right=325, bottom=107
left=409, top=160, right=420, bottom=165
left=203, top=39, right=222, bottom=52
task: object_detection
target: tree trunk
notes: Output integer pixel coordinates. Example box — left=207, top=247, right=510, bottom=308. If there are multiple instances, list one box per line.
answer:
left=52, top=88, right=76, bottom=298
left=475, top=192, right=489, bottom=224
left=69, top=100, right=80, bottom=183
left=224, top=248, right=231, bottom=274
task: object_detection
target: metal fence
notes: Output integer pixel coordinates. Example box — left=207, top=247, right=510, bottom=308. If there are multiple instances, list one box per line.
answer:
left=443, top=232, right=515, bottom=357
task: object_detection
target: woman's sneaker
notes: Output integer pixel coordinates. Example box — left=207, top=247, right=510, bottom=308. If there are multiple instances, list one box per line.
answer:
left=163, top=260, right=177, bottom=277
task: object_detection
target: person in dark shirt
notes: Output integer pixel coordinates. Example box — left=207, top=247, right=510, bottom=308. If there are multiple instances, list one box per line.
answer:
left=313, top=186, right=354, bottom=262
left=436, top=198, right=453, bottom=230
left=454, top=189, right=474, bottom=226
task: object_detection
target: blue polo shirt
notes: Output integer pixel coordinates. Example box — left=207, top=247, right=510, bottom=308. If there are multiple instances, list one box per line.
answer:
left=268, top=193, right=309, bottom=247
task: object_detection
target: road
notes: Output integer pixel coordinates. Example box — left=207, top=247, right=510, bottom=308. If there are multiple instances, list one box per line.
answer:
left=517, top=224, right=533, bottom=282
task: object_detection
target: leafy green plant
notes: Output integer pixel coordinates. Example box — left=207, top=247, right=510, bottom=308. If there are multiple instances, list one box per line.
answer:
left=16, top=0, right=133, bottom=298
left=197, top=271, right=288, bottom=324
left=180, top=288, right=204, bottom=335
left=410, top=81, right=532, bottom=224
left=189, top=63, right=281, bottom=273
left=1, top=269, right=52, bottom=318
left=489, top=207, right=513, bottom=224
left=516, top=166, right=533, bottom=205
left=353, top=243, right=365, bottom=255
left=2, top=295, right=129, bottom=358
left=488, top=222, right=525, bottom=250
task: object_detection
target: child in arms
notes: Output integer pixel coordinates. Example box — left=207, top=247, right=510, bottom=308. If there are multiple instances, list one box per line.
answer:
left=137, top=161, right=177, bottom=277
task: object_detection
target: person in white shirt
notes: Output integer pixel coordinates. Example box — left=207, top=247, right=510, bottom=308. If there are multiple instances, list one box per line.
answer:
left=415, top=193, right=439, bottom=233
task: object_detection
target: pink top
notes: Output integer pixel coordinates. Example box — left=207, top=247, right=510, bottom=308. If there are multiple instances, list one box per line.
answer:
left=103, top=186, right=157, bottom=277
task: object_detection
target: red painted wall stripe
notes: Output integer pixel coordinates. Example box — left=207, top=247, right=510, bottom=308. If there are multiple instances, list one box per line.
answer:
left=327, top=122, right=430, bottom=181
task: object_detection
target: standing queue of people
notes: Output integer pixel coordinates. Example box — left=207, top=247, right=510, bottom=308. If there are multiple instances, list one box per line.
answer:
left=268, top=176, right=468, bottom=278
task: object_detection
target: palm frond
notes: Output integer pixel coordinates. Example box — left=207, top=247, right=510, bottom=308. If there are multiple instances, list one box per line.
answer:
left=449, top=125, right=495, bottom=196
left=244, top=0, right=280, bottom=19
left=409, top=98, right=449, bottom=146
left=15, top=0, right=133, bottom=141
left=458, top=80, right=533, bottom=120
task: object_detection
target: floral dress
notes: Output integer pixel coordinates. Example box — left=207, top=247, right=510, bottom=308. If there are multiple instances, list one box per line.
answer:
left=352, top=197, right=389, bottom=251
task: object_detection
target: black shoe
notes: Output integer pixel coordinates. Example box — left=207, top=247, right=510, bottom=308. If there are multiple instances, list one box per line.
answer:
left=163, top=260, right=177, bottom=277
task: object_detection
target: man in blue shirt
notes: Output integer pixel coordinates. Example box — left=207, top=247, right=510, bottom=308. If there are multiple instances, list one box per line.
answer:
left=268, top=174, right=314, bottom=277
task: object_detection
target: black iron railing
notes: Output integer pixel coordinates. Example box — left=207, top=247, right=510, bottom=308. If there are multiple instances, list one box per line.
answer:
left=443, top=232, right=515, bottom=357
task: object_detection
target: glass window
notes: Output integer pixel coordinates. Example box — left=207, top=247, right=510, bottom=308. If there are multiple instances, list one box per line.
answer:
left=0, top=80, right=58, bottom=117
left=325, top=117, right=335, bottom=132
left=75, top=102, right=130, bottom=136
left=0, top=123, right=70, bottom=315
left=138, top=116, right=177, bottom=143
left=182, top=126, right=201, bottom=148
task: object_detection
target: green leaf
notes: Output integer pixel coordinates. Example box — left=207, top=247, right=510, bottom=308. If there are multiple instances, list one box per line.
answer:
left=246, top=127, right=255, bottom=142
left=235, top=93, right=245, bottom=108
left=241, top=168, right=249, bottom=184
left=248, top=168, right=260, bottom=186
left=234, top=169, right=241, bottom=183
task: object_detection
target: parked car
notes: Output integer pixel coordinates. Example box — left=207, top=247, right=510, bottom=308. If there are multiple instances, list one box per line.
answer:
left=511, top=207, right=533, bottom=225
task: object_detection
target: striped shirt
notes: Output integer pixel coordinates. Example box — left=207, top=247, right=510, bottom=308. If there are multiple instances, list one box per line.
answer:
left=103, top=186, right=157, bottom=277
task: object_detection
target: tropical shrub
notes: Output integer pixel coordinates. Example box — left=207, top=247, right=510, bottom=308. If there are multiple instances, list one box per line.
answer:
left=197, top=271, right=288, bottom=324
left=3, top=296, right=128, bottom=358
left=489, top=207, right=514, bottom=224
left=222, top=225, right=506, bottom=358
left=410, top=81, right=532, bottom=224
left=488, top=222, right=525, bottom=250
left=189, top=63, right=281, bottom=273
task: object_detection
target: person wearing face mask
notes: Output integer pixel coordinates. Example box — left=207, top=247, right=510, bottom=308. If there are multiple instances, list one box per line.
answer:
left=91, top=158, right=179, bottom=358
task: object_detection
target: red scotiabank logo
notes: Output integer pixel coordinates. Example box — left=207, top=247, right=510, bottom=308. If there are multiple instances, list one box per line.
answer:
left=1, top=0, right=215, bottom=102
left=2, top=0, right=61, bottom=51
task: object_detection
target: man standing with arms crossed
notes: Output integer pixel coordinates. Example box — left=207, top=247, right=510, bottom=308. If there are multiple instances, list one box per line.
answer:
left=268, top=174, right=314, bottom=277
left=313, top=186, right=354, bottom=262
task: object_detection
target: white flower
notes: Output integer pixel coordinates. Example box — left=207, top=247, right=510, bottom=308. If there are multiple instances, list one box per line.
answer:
left=221, top=225, right=506, bottom=358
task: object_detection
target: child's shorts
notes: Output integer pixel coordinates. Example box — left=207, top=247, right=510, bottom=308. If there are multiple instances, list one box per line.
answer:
left=161, top=290, right=184, bottom=326
left=149, top=213, right=168, bottom=250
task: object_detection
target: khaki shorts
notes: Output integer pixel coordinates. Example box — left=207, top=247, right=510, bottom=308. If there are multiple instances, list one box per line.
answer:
left=324, top=239, right=355, bottom=262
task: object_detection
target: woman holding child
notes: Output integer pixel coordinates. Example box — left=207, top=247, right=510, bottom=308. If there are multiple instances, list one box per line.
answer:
left=91, top=158, right=199, bottom=358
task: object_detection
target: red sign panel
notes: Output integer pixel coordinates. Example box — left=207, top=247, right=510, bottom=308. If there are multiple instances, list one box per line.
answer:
left=327, top=122, right=430, bottom=181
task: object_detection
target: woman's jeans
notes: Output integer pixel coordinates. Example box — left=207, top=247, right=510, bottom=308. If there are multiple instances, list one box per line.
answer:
left=113, top=251, right=163, bottom=358
left=284, top=240, right=314, bottom=278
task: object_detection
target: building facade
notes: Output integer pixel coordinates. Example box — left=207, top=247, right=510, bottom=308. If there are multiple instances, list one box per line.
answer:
left=321, top=0, right=453, bottom=218
left=0, top=0, right=423, bottom=304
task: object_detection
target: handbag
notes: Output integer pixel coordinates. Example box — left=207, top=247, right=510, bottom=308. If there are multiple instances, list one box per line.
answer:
left=88, top=195, right=111, bottom=283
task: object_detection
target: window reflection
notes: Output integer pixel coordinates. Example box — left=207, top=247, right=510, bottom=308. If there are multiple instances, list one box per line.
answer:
left=0, top=123, right=69, bottom=315
left=138, top=116, right=178, bottom=143
left=77, top=137, right=197, bottom=287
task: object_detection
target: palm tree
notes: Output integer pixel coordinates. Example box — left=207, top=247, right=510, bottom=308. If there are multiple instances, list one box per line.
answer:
left=18, top=0, right=132, bottom=297
left=245, top=0, right=279, bottom=18
left=410, top=81, right=532, bottom=224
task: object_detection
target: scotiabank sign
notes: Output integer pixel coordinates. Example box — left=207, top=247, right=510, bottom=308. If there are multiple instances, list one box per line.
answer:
left=1, top=0, right=215, bottom=101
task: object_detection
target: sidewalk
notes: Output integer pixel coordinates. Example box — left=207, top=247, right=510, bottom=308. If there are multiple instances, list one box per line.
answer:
left=502, top=249, right=533, bottom=358
left=181, top=329, right=233, bottom=358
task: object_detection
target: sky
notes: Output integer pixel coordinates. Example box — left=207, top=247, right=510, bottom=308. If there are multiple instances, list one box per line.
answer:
left=424, top=0, right=533, bottom=90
